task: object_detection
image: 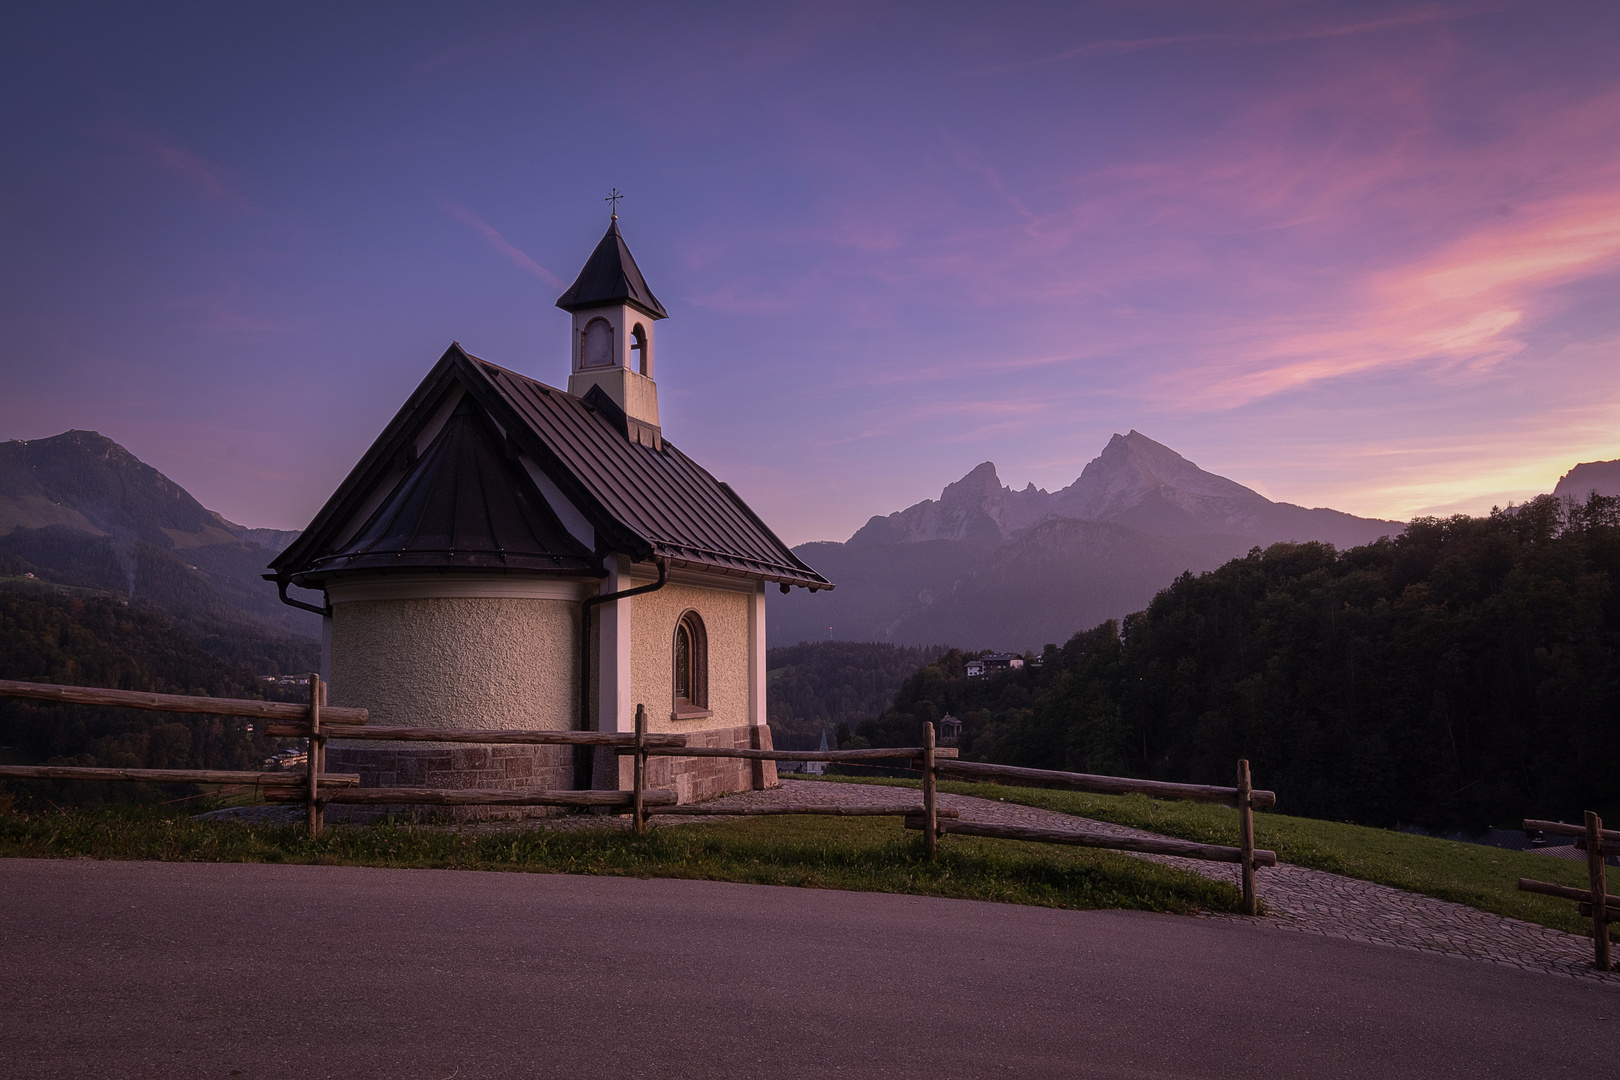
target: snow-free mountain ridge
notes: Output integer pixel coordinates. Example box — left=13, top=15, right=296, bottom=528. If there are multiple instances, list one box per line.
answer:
left=1554, top=458, right=1620, bottom=501
left=0, top=431, right=314, bottom=639
left=850, top=431, right=1396, bottom=550
left=776, top=431, right=1402, bottom=650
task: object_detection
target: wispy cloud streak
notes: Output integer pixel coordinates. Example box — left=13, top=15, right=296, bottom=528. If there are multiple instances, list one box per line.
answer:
left=103, top=126, right=256, bottom=213
left=441, top=201, right=565, bottom=288
left=964, top=2, right=1504, bottom=77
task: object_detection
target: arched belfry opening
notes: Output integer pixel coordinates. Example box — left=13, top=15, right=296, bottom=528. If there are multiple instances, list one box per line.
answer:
left=631, top=323, right=649, bottom=376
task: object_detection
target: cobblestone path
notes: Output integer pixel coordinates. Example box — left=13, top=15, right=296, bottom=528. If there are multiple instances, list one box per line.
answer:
left=690, top=779, right=1619, bottom=984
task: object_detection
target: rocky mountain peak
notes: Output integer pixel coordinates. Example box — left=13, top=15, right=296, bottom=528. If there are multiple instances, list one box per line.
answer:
left=939, top=462, right=1006, bottom=505
left=1554, top=459, right=1620, bottom=501
left=1055, top=430, right=1260, bottom=523
left=844, top=429, right=1400, bottom=549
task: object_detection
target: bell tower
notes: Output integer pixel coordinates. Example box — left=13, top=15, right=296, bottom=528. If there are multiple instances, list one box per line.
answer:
left=556, top=207, right=668, bottom=449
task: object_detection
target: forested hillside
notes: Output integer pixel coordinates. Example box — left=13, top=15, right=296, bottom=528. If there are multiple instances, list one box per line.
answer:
left=766, top=642, right=945, bottom=749
left=0, top=589, right=307, bottom=796
left=0, top=430, right=318, bottom=641
left=850, top=494, right=1620, bottom=830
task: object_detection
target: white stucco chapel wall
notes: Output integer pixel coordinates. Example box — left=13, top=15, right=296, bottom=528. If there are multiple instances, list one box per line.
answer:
left=629, top=578, right=752, bottom=734
left=326, top=576, right=585, bottom=730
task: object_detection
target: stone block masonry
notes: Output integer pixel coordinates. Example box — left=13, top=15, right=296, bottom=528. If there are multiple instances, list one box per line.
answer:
left=328, top=723, right=775, bottom=821
left=324, top=742, right=576, bottom=821
left=644, top=723, right=777, bottom=803
left=592, top=722, right=777, bottom=802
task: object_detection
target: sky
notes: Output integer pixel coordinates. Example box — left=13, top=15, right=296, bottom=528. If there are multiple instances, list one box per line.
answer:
left=3, top=0, right=1619, bottom=546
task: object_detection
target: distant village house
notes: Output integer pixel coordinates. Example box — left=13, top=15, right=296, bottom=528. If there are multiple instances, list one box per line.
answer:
left=968, top=653, right=1024, bottom=677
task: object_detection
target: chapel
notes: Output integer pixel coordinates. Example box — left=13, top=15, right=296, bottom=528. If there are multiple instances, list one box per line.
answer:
left=266, top=213, right=832, bottom=803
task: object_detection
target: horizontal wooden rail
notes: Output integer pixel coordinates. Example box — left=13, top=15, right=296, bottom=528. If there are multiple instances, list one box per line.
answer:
left=638, top=745, right=957, bottom=763
left=1523, top=818, right=1620, bottom=843
left=1518, top=878, right=1620, bottom=907
left=0, top=764, right=360, bottom=787
left=650, top=803, right=963, bottom=818
left=934, top=758, right=1276, bottom=808
left=905, top=817, right=1278, bottom=866
left=0, top=678, right=368, bottom=725
left=264, top=722, right=688, bottom=747
left=264, top=787, right=677, bottom=807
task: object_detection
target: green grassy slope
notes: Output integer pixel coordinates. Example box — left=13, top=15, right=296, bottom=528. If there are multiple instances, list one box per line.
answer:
left=0, top=801, right=1243, bottom=917
left=805, top=775, right=1606, bottom=936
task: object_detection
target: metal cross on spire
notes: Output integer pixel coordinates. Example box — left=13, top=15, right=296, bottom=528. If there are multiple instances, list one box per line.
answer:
left=605, top=187, right=623, bottom=219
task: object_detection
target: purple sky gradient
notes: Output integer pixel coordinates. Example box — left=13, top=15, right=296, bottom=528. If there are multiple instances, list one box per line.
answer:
left=3, top=1, right=1618, bottom=545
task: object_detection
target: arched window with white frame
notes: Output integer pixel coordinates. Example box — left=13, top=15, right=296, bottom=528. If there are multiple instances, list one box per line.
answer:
left=672, top=609, right=709, bottom=718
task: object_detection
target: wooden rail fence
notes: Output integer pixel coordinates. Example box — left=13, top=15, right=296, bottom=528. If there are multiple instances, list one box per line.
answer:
left=1518, top=813, right=1617, bottom=971
left=0, top=676, right=365, bottom=805
left=629, top=714, right=1277, bottom=915
left=0, top=676, right=686, bottom=837
left=1, top=678, right=1274, bottom=912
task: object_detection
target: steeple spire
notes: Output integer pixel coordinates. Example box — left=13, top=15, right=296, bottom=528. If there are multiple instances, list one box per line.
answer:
left=555, top=219, right=667, bottom=320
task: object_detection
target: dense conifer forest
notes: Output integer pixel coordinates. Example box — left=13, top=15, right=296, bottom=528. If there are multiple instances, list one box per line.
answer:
left=765, top=641, right=946, bottom=749
left=0, top=587, right=311, bottom=797
left=849, top=495, right=1620, bottom=830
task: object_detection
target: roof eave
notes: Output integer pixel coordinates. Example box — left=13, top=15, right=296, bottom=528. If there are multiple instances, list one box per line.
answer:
left=554, top=294, right=668, bottom=320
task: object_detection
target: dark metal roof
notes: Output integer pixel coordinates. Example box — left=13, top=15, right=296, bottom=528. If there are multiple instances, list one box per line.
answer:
left=295, top=398, right=595, bottom=582
left=473, top=354, right=830, bottom=587
left=554, top=220, right=668, bottom=320
left=270, top=345, right=832, bottom=592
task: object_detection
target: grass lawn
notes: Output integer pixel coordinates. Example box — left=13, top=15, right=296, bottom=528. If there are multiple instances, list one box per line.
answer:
left=0, top=798, right=1243, bottom=917
left=802, top=774, right=1605, bottom=937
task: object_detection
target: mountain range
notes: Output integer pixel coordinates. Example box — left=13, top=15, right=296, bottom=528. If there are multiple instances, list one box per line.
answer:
left=773, top=431, right=1403, bottom=650
left=8, top=426, right=1615, bottom=661
left=0, top=431, right=316, bottom=645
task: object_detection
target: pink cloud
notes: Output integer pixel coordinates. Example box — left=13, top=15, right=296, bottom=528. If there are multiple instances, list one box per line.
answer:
left=1167, top=182, right=1620, bottom=408
left=964, top=1, right=1505, bottom=77
left=103, top=126, right=255, bottom=213
left=767, top=53, right=1620, bottom=416
left=441, top=201, right=566, bottom=288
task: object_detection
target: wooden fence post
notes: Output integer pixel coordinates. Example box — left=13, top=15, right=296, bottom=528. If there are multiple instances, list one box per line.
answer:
left=1238, top=759, right=1256, bottom=916
left=923, top=721, right=938, bottom=859
left=306, top=673, right=324, bottom=839
left=1587, top=810, right=1611, bottom=971
left=633, top=704, right=647, bottom=836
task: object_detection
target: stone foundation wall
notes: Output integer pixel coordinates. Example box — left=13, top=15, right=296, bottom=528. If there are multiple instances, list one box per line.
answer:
left=593, top=722, right=778, bottom=803
left=649, top=723, right=777, bottom=803
left=327, top=724, right=775, bottom=820
left=325, top=742, right=576, bottom=820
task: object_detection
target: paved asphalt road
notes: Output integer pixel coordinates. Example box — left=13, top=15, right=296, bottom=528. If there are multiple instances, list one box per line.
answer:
left=1, top=859, right=1614, bottom=1079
